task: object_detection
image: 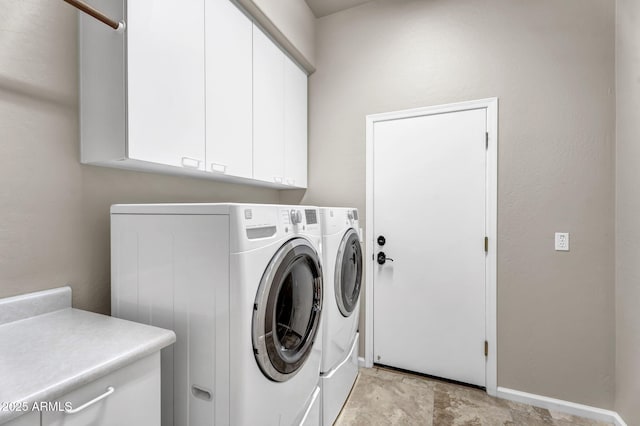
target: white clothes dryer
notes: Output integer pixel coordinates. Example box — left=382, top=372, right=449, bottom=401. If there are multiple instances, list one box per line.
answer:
left=111, top=203, right=324, bottom=426
left=318, top=207, right=362, bottom=426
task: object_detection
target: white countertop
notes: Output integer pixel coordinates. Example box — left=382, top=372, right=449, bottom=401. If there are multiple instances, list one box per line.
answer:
left=0, top=288, right=175, bottom=424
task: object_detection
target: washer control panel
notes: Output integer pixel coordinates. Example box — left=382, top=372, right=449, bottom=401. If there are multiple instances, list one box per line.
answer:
left=280, top=207, right=320, bottom=235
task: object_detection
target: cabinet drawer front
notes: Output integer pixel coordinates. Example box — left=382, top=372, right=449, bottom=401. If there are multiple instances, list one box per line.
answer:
left=42, top=354, right=160, bottom=426
left=3, top=412, right=39, bottom=426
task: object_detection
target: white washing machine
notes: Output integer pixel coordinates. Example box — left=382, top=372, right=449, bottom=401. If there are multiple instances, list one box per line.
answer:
left=319, top=207, right=362, bottom=426
left=111, top=203, right=324, bottom=426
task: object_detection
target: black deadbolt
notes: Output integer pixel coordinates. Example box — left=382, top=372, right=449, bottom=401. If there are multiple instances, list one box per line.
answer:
left=377, top=235, right=386, bottom=246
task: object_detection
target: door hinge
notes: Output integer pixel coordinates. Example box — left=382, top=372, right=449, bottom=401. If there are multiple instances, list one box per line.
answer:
left=484, top=236, right=488, bottom=253
left=485, top=132, right=489, bottom=149
left=484, top=340, right=488, bottom=357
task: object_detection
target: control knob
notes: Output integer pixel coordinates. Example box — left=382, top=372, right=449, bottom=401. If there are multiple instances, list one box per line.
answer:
left=290, top=209, right=303, bottom=225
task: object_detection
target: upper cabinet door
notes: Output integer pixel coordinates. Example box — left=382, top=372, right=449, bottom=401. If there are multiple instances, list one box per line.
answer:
left=126, top=0, right=206, bottom=171
left=205, top=1, right=253, bottom=179
left=284, top=57, right=308, bottom=188
left=253, top=24, right=285, bottom=184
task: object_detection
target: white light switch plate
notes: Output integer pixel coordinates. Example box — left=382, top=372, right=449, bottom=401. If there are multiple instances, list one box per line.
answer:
left=555, top=232, right=569, bottom=251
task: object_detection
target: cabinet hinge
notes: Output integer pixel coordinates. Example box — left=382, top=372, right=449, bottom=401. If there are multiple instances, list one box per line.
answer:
left=484, top=341, right=488, bottom=357
left=485, top=132, right=489, bottom=149
left=484, top=236, right=488, bottom=253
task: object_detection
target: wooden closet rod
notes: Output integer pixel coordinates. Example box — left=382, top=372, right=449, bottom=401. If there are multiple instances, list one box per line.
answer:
left=63, top=0, right=124, bottom=31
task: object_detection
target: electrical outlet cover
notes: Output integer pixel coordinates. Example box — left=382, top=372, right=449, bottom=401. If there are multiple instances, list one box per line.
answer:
left=555, top=232, right=569, bottom=251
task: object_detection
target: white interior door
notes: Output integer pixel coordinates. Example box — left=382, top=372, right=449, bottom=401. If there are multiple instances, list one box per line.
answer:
left=372, top=108, right=488, bottom=387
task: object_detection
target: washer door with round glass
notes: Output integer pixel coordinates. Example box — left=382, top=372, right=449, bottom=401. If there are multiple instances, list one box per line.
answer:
left=335, top=228, right=363, bottom=317
left=253, top=238, right=323, bottom=382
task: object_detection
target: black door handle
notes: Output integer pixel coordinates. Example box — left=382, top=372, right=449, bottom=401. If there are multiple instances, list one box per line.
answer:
left=377, top=252, right=394, bottom=265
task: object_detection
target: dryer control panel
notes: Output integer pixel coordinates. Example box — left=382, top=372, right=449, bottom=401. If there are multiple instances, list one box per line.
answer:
left=319, top=207, right=361, bottom=241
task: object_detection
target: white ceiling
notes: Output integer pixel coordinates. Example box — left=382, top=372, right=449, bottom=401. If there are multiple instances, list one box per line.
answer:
left=305, top=0, right=372, bottom=18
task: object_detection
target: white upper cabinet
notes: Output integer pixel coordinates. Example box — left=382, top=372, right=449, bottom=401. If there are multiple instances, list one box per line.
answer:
left=252, top=24, right=285, bottom=185
left=253, top=24, right=309, bottom=188
left=205, top=1, right=253, bottom=179
left=80, top=0, right=307, bottom=188
left=127, top=0, right=206, bottom=170
left=284, top=57, right=308, bottom=188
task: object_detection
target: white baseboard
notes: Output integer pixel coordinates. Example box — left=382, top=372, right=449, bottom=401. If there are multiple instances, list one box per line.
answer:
left=496, top=387, right=627, bottom=426
left=357, top=356, right=366, bottom=368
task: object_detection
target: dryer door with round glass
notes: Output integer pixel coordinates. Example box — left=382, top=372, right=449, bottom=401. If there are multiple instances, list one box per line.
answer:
left=253, top=237, right=323, bottom=382
left=335, top=228, right=363, bottom=317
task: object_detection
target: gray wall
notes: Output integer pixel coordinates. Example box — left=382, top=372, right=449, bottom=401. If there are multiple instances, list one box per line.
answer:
left=251, top=0, right=316, bottom=65
left=615, top=0, right=640, bottom=423
left=1, top=0, right=622, bottom=413
left=0, top=0, right=280, bottom=314
left=286, top=0, right=616, bottom=408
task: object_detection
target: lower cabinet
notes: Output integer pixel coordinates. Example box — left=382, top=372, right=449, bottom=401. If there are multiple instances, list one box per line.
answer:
left=41, top=354, right=160, bottom=426
left=3, top=412, right=39, bottom=426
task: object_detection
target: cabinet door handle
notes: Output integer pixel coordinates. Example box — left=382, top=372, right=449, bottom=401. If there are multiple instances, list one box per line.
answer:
left=210, top=163, right=227, bottom=173
left=181, top=157, right=201, bottom=169
left=273, top=177, right=283, bottom=184
left=65, top=386, right=115, bottom=414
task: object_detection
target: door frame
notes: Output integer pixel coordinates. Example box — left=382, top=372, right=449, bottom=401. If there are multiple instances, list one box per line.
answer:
left=364, top=98, right=498, bottom=396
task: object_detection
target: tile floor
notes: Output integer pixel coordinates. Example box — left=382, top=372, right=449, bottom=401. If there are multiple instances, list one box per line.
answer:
left=335, top=367, right=612, bottom=426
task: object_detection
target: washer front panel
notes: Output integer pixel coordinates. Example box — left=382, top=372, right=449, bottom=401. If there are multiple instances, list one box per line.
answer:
left=253, top=238, right=323, bottom=382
